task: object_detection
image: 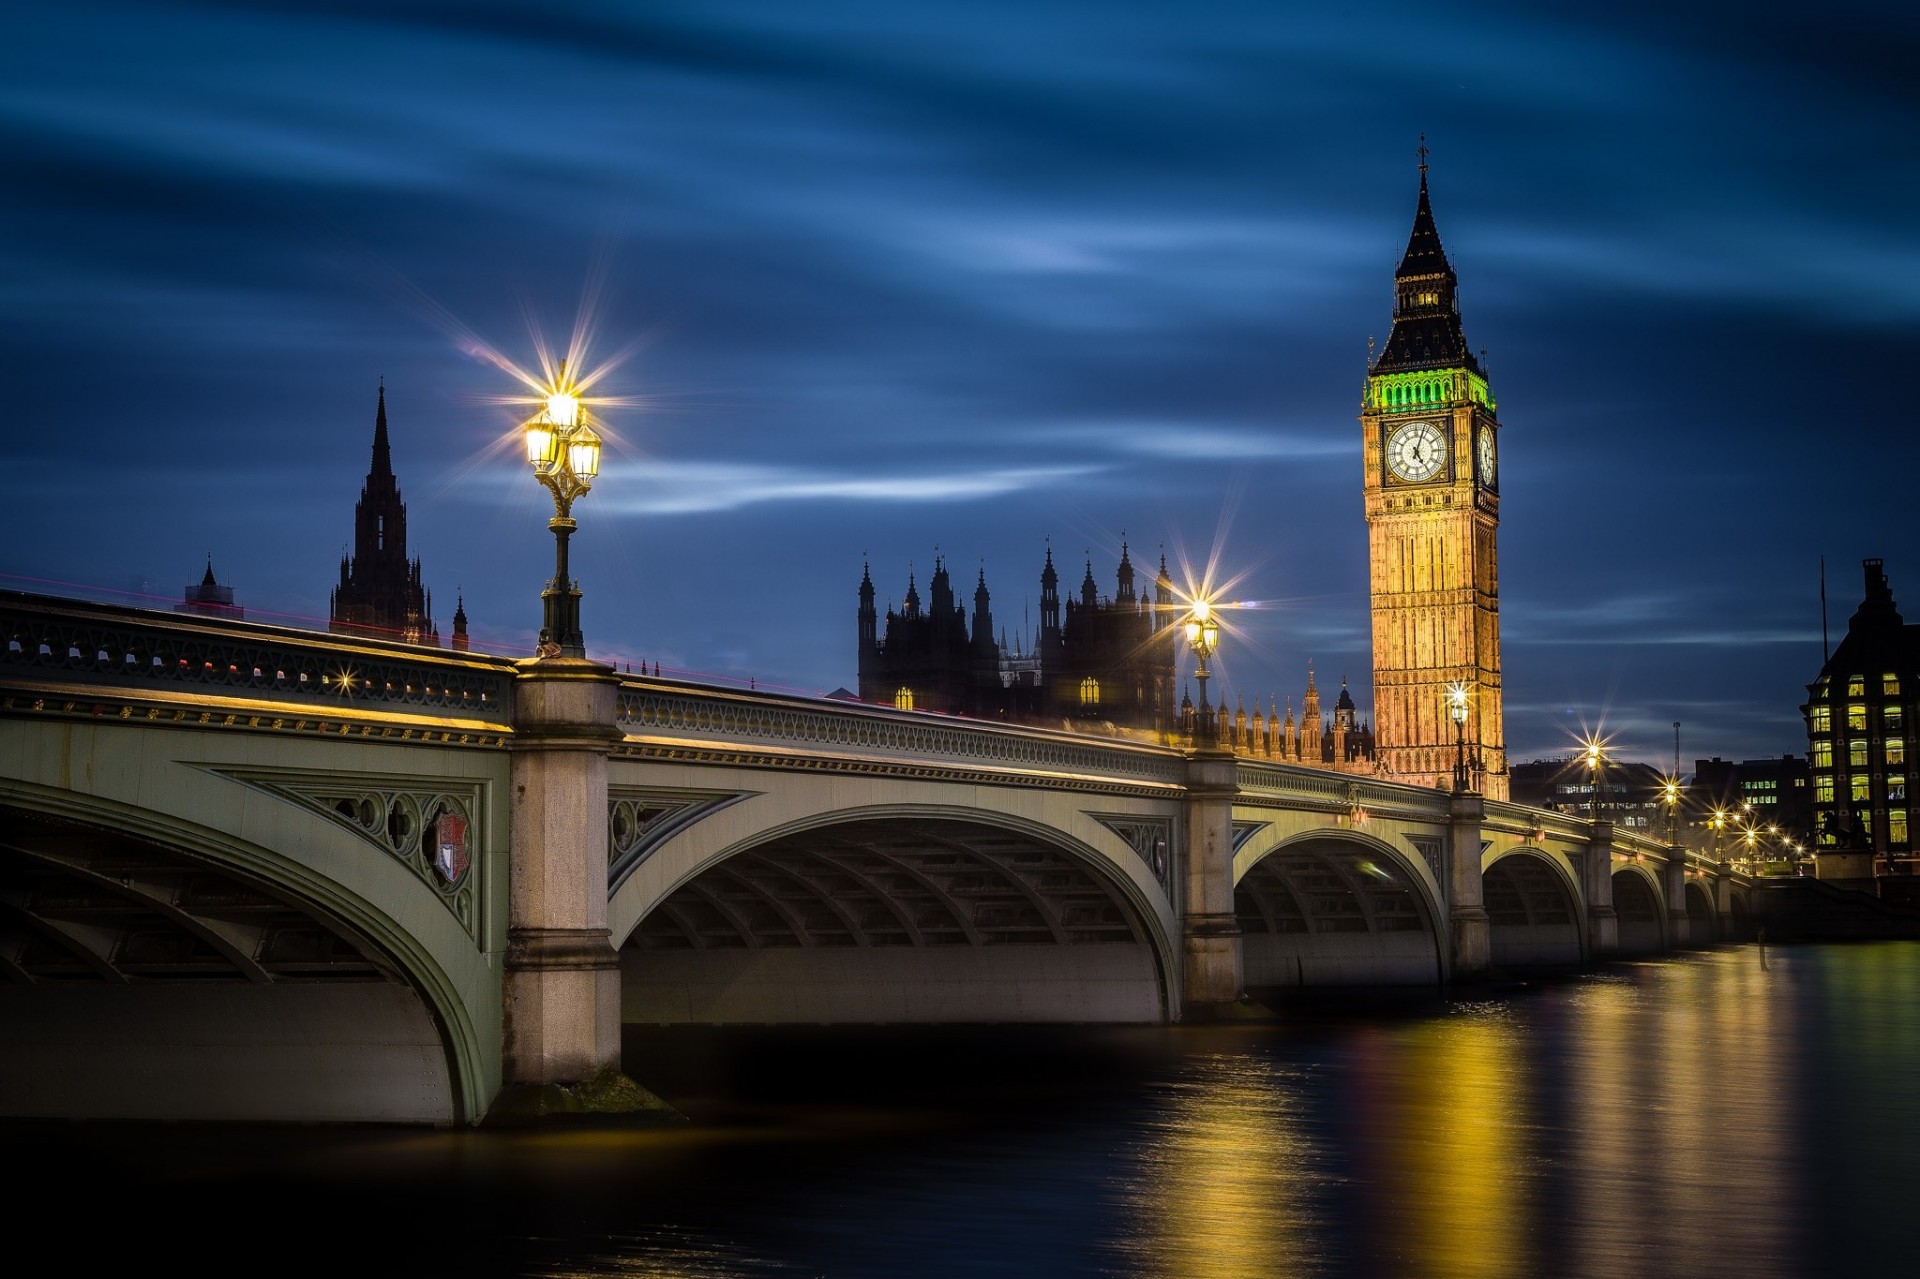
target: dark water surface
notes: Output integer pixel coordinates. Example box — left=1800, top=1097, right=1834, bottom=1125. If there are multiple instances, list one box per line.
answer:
left=14, top=943, right=1919, bottom=1277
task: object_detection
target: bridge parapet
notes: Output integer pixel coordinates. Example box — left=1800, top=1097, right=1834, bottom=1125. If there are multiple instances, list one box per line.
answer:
left=1, top=591, right=515, bottom=722
left=615, top=680, right=1188, bottom=791
left=1234, top=759, right=1452, bottom=821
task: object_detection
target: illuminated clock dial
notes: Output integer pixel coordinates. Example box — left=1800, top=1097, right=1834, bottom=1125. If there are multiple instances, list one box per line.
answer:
left=1386, top=420, right=1446, bottom=482
left=1477, top=425, right=1496, bottom=487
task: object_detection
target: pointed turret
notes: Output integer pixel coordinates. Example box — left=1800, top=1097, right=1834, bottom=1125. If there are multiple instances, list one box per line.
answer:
left=451, top=593, right=470, bottom=652
left=1116, top=539, right=1136, bottom=606
left=1374, top=149, right=1480, bottom=376
left=370, top=380, right=394, bottom=478
left=971, top=567, right=995, bottom=651
left=858, top=558, right=879, bottom=684
left=332, top=383, right=435, bottom=644
left=1080, top=557, right=1098, bottom=608
left=904, top=571, right=921, bottom=618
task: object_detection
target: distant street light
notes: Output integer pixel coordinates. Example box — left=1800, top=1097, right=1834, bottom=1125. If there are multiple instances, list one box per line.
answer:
left=524, top=362, right=601, bottom=658
left=1183, top=599, right=1221, bottom=748
left=1660, top=776, right=1682, bottom=847
left=1582, top=737, right=1608, bottom=824
left=1448, top=682, right=1473, bottom=792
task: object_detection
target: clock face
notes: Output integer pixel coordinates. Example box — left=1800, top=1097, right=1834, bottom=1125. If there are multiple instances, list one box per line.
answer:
left=1386, top=421, right=1446, bottom=482
left=1477, top=425, right=1497, bottom=486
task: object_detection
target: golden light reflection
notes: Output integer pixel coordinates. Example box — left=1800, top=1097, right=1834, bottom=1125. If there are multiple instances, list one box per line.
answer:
left=1564, top=954, right=1793, bottom=1274
left=1374, top=1013, right=1528, bottom=1279
left=1119, top=1048, right=1317, bottom=1279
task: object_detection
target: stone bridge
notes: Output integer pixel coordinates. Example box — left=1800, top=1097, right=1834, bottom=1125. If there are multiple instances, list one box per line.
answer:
left=0, top=593, right=1748, bottom=1124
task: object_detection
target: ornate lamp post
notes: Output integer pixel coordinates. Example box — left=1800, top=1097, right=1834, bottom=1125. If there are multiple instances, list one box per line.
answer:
left=523, top=366, right=601, bottom=658
left=1661, top=777, right=1682, bottom=847
left=1583, top=738, right=1608, bottom=824
left=1183, top=599, right=1222, bottom=748
left=1448, top=682, right=1472, bottom=792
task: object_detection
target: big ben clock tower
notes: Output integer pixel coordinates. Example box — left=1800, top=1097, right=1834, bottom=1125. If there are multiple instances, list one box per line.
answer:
left=1363, top=152, right=1507, bottom=798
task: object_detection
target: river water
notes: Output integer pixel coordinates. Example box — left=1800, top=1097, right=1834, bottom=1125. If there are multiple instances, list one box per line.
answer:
left=14, top=942, right=1919, bottom=1277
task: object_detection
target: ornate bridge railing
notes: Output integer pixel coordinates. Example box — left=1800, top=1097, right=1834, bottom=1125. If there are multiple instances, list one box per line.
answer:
left=0, top=591, right=517, bottom=721
left=615, top=681, right=1191, bottom=791
left=1235, top=758, right=1453, bottom=822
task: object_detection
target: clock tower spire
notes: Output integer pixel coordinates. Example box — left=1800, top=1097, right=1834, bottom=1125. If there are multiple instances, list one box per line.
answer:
left=1362, top=152, right=1506, bottom=798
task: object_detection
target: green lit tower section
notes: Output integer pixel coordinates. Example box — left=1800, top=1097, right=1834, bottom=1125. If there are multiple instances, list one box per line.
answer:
left=1360, top=156, right=1507, bottom=798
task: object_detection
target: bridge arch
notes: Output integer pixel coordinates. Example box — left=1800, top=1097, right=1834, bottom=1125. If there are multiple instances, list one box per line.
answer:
left=1612, top=863, right=1668, bottom=955
left=0, top=772, right=495, bottom=1125
left=616, top=802, right=1177, bottom=1024
left=1232, top=829, right=1449, bottom=988
left=1684, top=880, right=1718, bottom=944
left=1484, top=847, right=1586, bottom=969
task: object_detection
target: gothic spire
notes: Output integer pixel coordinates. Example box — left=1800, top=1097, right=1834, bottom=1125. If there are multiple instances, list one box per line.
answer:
left=1375, top=146, right=1480, bottom=376
left=371, top=382, right=393, bottom=478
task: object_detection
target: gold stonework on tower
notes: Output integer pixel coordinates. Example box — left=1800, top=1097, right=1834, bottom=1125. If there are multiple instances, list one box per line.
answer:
left=1362, top=163, right=1508, bottom=799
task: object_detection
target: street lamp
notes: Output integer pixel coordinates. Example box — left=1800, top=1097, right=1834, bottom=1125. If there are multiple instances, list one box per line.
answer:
left=1183, top=599, right=1222, bottom=748
left=1660, top=776, right=1682, bottom=847
left=524, top=362, right=601, bottom=658
left=1448, top=682, right=1472, bottom=792
left=1582, top=737, right=1608, bottom=824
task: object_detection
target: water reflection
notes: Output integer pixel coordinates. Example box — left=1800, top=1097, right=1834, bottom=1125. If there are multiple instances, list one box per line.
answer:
left=12, top=944, right=1920, bottom=1277
left=1117, top=1049, right=1319, bottom=1278
left=1368, top=1011, right=1528, bottom=1278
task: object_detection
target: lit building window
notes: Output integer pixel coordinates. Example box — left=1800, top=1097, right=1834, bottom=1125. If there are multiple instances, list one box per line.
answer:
left=1847, top=676, right=1865, bottom=697
left=1890, top=776, right=1908, bottom=802
left=1885, top=673, right=1902, bottom=697
left=1079, top=676, right=1101, bottom=707
left=1815, top=775, right=1834, bottom=803
left=1889, top=738, right=1907, bottom=766
left=894, top=687, right=914, bottom=710
left=1850, top=739, right=1870, bottom=767
left=1850, top=775, right=1872, bottom=803
left=1810, top=706, right=1831, bottom=733
left=1813, top=741, right=1833, bottom=768
left=1888, top=706, right=1906, bottom=730
left=1848, top=704, right=1868, bottom=730
left=1892, top=810, right=1910, bottom=845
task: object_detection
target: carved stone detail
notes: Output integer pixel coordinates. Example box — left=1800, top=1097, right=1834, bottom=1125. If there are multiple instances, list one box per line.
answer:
left=1091, top=814, right=1174, bottom=888
left=1406, top=835, right=1444, bottom=884
left=607, top=787, right=754, bottom=890
left=211, top=768, right=482, bottom=937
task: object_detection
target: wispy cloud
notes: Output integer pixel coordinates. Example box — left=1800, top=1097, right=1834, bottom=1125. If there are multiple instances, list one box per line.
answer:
left=574, top=458, right=1108, bottom=514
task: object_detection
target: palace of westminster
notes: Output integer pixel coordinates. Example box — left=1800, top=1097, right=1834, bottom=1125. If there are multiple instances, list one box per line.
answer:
left=187, top=163, right=1915, bottom=868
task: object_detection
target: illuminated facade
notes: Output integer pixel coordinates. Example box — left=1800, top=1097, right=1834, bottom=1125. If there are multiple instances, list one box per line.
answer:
left=1362, top=160, right=1507, bottom=798
left=857, top=544, right=1177, bottom=732
left=1803, top=559, right=1917, bottom=883
left=330, top=385, right=440, bottom=646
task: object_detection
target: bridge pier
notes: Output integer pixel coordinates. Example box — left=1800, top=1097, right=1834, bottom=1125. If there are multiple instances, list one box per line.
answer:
left=1663, top=845, right=1690, bottom=947
left=1448, top=791, right=1490, bottom=979
left=503, top=658, right=625, bottom=1091
left=1586, top=820, right=1618, bottom=959
left=1181, top=749, right=1244, bottom=1014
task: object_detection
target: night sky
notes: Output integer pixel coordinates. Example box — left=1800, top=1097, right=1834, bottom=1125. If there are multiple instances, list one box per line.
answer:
left=4, top=1, right=1914, bottom=770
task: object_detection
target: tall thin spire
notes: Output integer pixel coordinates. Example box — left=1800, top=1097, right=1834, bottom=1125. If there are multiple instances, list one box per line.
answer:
left=371, top=382, right=393, bottom=477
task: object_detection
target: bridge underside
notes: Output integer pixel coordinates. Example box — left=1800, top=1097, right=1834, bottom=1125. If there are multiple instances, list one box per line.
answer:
left=0, top=806, right=453, bottom=1123
left=1485, top=853, right=1583, bottom=969
left=1614, top=869, right=1666, bottom=955
left=1235, top=839, right=1444, bottom=988
left=621, top=816, right=1166, bottom=1024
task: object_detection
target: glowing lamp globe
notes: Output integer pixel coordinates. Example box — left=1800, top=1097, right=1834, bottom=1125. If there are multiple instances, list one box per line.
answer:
left=545, top=389, right=580, bottom=429
left=568, top=423, right=602, bottom=481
